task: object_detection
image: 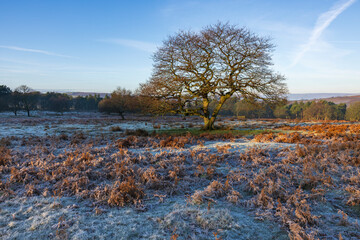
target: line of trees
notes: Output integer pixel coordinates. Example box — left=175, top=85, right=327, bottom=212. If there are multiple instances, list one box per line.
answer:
left=203, top=98, right=353, bottom=121
left=2, top=84, right=360, bottom=121
left=0, top=85, right=101, bottom=116
left=273, top=101, right=347, bottom=120
left=96, top=88, right=360, bottom=121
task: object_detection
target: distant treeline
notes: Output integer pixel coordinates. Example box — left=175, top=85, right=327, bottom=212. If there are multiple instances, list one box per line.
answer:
left=0, top=85, right=101, bottom=116
left=1, top=84, right=360, bottom=121
left=219, top=97, right=360, bottom=121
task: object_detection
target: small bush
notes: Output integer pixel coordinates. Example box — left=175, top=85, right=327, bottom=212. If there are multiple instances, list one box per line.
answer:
left=58, top=134, right=68, bottom=140
left=0, top=146, right=11, bottom=166
left=107, top=178, right=144, bottom=207
left=110, top=126, right=122, bottom=132
left=125, top=128, right=148, bottom=136
left=0, top=137, right=11, bottom=146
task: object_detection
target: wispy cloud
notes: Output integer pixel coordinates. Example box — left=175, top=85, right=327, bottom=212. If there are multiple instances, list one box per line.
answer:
left=0, top=45, right=74, bottom=58
left=291, top=0, right=356, bottom=67
left=98, top=38, right=157, bottom=53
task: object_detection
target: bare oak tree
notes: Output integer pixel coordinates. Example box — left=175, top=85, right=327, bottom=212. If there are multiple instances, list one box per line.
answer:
left=140, top=22, right=288, bottom=129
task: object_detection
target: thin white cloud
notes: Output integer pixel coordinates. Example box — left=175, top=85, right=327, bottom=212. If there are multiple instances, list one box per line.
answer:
left=0, top=45, right=74, bottom=58
left=98, top=38, right=157, bottom=53
left=291, top=0, right=356, bottom=67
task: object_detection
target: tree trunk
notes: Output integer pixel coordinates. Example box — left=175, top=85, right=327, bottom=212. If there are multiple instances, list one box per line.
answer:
left=119, top=111, right=125, bottom=120
left=203, top=117, right=215, bottom=130
left=27, top=109, right=30, bottom=117
left=203, top=117, right=217, bottom=130
left=202, top=98, right=214, bottom=130
left=202, top=95, right=230, bottom=130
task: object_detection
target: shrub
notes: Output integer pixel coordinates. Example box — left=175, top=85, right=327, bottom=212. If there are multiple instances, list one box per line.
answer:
left=110, top=126, right=122, bottom=132
left=107, top=178, right=144, bottom=207
left=125, top=128, right=148, bottom=136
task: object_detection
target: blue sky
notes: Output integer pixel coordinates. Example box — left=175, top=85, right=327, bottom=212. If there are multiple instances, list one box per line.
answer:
left=0, top=0, right=359, bottom=93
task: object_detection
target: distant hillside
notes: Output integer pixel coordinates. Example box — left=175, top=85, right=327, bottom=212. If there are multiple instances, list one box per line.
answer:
left=36, top=89, right=110, bottom=98
left=289, top=94, right=360, bottom=105
left=287, top=93, right=358, bottom=101
left=65, top=92, right=109, bottom=98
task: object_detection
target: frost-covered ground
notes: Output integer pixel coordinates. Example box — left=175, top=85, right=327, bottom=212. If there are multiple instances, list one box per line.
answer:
left=0, top=112, right=173, bottom=138
left=0, top=196, right=289, bottom=240
left=0, top=111, right=305, bottom=138
left=1, top=113, right=360, bottom=239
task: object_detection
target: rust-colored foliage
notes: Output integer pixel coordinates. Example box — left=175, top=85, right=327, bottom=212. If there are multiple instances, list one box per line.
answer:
left=2, top=120, right=360, bottom=239
left=107, top=178, right=144, bottom=207
left=0, top=146, right=11, bottom=166
left=191, top=180, right=233, bottom=204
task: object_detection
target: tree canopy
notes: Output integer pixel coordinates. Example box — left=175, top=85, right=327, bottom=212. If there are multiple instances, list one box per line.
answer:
left=346, top=102, right=360, bottom=121
left=14, top=85, right=40, bottom=117
left=140, top=22, right=288, bottom=129
left=0, top=85, right=12, bottom=111
left=98, top=87, right=138, bottom=119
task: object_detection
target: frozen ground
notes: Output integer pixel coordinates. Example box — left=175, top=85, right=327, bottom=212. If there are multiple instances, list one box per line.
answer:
left=0, top=196, right=288, bottom=240
left=0, top=111, right=307, bottom=138
left=1, top=112, right=359, bottom=239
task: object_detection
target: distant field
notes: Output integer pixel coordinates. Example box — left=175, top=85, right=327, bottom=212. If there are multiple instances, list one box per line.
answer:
left=1, top=113, right=359, bottom=239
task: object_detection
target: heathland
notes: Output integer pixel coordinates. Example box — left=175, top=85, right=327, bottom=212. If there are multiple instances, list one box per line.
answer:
left=1, top=112, right=360, bottom=239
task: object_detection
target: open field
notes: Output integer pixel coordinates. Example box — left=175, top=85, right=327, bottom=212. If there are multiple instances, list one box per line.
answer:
left=1, top=113, right=360, bottom=239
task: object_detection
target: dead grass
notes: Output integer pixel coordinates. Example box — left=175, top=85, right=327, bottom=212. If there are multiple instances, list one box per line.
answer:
left=1, top=120, right=360, bottom=239
left=0, top=146, right=11, bottom=167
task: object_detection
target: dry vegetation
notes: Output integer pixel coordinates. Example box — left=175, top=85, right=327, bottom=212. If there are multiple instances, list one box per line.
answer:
left=1, top=115, right=360, bottom=239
